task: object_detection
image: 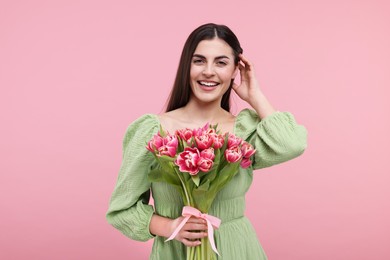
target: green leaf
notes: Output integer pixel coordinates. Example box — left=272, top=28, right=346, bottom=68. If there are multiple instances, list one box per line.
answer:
left=213, top=149, right=221, bottom=170
left=158, top=155, right=176, bottom=162
left=210, top=162, right=241, bottom=194
left=159, top=124, right=167, bottom=137
left=165, top=173, right=181, bottom=187
left=211, top=123, right=218, bottom=132
left=149, top=161, right=182, bottom=187
left=192, top=186, right=217, bottom=213
left=192, top=175, right=200, bottom=187
left=148, top=167, right=164, bottom=182
left=220, top=134, right=229, bottom=152
left=203, top=167, right=218, bottom=183
left=197, top=179, right=210, bottom=191
left=178, top=138, right=184, bottom=152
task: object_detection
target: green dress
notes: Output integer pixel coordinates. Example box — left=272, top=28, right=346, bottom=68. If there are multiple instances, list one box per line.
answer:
left=106, top=109, right=307, bottom=260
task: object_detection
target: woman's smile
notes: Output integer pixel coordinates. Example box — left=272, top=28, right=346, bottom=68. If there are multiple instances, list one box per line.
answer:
left=197, top=80, right=220, bottom=92
left=197, top=80, right=220, bottom=87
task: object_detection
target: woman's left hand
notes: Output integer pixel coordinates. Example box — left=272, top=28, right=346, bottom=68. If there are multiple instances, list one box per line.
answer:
left=232, top=54, right=277, bottom=119
left=232, top=54, right=263, bottom=106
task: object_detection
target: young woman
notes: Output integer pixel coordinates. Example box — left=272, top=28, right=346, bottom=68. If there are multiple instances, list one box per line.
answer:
left=106, top=23, right=307, bottom=259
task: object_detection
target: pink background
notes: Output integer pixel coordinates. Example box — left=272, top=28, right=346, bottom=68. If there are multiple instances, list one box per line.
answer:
left=1, top=0, right=389, bottom=259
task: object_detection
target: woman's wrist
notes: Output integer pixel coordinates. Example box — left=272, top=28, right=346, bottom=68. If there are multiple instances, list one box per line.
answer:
left=149, top=214, right=175, bottom=238
left=249, top=91, right=276, bottom=119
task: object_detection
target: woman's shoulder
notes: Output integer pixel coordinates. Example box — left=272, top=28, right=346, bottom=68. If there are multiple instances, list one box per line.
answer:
left=235, top=108, right=259, bottom=121
left=235, top=108, right=283, bottom=124
left=235, top=108, right=306, bottom=138
left=130, top=113, right=159, bottom=125
left=124, top=113, right=160, bottom=139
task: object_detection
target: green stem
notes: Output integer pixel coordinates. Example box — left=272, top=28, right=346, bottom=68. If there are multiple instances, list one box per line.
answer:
left=196, top=243, right=201, bottom=260
left=175, top=169, right=191, bottom=205
left=200, top=238, right=205, bottom=259
left=191, top=246, right=195, bottom=260
left=187, top=246, right=194, bottom=260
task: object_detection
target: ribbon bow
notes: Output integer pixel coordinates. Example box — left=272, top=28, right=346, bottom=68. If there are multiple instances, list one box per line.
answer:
left=165, top=206, right=221, bottom=256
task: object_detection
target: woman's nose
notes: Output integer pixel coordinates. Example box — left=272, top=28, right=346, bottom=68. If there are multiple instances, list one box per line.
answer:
left=202, top=64, right=215, bottom=76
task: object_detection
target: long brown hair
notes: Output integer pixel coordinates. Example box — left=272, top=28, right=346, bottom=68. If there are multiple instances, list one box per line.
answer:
left=165, top=23, right=243, bottom=112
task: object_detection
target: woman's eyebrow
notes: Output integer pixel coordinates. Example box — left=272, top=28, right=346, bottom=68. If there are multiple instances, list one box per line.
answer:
left=193, top=54, right=230, bottom=60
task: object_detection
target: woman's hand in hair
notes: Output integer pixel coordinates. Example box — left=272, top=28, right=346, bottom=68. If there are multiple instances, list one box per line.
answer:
left=233, top=54, right=276, bottom=119
left=232, top=54, right=262, bottom=105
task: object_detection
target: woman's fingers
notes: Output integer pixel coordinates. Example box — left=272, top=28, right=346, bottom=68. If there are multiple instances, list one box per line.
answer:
left=182, top=239, right=202, bottom=247
left=185, top=222, right=207, bottom=231
left=239, top=54, right=254, bottom=74
left=238, top=62, right=245, bottom=72
left=183, top=230, right=208, bottom=239
left=187, top=216, right=205, bottom=222
left=239, top=54, right=252, bottom=66
left=187, top=217, right=206, bottom=224
left=180, top=231, right=208, bottom=247
left=173, top=216, right=209, bottom=246
left=176, top=228, right=207, bottom=247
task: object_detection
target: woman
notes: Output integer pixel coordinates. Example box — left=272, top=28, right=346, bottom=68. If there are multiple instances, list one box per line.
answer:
left=106, top=23, right=307, bottom=259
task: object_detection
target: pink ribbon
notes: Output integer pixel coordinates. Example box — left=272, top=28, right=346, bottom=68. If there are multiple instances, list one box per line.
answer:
left=165, top=206, right=221, bottom=256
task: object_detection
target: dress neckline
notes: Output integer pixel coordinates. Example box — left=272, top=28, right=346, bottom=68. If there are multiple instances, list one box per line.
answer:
left=152, top=110, right=245, bottom=136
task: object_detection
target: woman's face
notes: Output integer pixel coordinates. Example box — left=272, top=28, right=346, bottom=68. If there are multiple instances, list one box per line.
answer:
left=189, top=38, right=238, bottom=104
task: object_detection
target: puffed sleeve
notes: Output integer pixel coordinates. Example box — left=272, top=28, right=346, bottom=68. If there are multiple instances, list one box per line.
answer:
left=106, top=114, right=160, bottom=241
left=235, top=109, right=307, bottom=170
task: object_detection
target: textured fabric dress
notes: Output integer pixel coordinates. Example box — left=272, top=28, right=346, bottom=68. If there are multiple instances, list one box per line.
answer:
left=106, top=109, right=307, bottom=260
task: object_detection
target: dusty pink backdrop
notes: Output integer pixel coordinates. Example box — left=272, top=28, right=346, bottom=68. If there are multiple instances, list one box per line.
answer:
left=1, top=0, right=389, bottom=259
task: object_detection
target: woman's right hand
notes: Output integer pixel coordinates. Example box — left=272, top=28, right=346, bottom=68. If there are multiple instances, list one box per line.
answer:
left=170, top=216, right=208, bottom=247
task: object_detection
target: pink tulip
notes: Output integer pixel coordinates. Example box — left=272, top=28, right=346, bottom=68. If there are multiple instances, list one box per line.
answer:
left=193, top=128, right=203, bottom=138
left=240, top=157, right=252, bottom=168
left=147, top=133, right=178, bottom=157
left=195, top=134, right=214, bottom=150
left=175, top=147, right=200, bottom=175
left=176, top=128, right=193, bottom=145
left=193, top=123, right=212, bottom=137
left=198, top=157, right=213, bottom=172
left=201, top=123, right=211, bottom=134
left=240, top=142, right=256, bottom=158
left=156, top=134, right=178, bottom=157
left=157, top=144, right=177, bottom=157
left=164, top=134, right=178, bottom=149
left=146, top=133, right=164, bottom=152
left=204, top=127, right=216, bottom=135
left=146, top=142, right=154, bottom=153
left=227, top=133, right=242, bottom=148
left=225, top=146, right=242, bottom=163
left=212, top=134, right=224, bottom=149
left=200, top=148, right=215, bottom=161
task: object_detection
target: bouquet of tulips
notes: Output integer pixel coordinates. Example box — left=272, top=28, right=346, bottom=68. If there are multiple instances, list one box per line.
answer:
left=146, top=123, right=256, bottom=260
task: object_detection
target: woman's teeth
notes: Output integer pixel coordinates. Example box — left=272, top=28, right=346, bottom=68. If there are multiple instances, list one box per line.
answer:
left=198, top=81, right=219, bottom=87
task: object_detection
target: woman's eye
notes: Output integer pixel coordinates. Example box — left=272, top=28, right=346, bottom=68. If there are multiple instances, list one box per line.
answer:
left=193, top=59, right=204, bottom=64
left=217, top=61, right=227, bottom=66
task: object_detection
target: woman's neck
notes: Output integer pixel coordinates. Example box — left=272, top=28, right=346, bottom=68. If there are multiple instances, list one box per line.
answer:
left=180, top=98, right=228, bottom=125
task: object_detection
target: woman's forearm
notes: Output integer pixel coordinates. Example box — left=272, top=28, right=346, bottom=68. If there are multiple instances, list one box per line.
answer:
left=149, top=214, right=174, bottom=238
left=249, top=91, right=276, bottom=119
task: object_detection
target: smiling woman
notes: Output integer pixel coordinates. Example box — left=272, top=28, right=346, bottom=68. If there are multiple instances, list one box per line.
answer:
left=106, top=23, right=308, bottom=260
